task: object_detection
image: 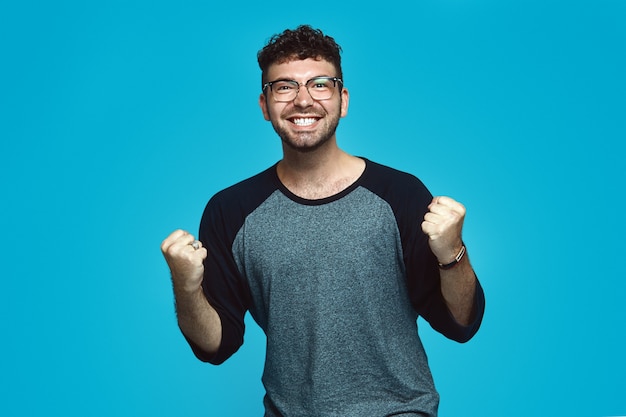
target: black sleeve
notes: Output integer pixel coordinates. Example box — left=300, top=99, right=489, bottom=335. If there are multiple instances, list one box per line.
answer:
left=373, top=163, right=485, bottom=343
left=186, top=167, right=277, bottom=364
left=187, top=192, right=251, bottom=364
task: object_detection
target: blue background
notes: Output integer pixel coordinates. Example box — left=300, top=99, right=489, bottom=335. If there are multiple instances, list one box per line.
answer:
left=1, top=1, right=624, bottom=416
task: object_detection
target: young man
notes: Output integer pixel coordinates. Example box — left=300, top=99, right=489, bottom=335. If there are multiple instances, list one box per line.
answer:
left=161, top=25, right=485, bottom=416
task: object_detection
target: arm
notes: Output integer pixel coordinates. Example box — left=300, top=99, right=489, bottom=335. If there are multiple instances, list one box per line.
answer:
left=438, top=247, right=477, bottom=326
left=421, top=196, right=478, bottom=326
left=161, top=229, right=222, bottom=356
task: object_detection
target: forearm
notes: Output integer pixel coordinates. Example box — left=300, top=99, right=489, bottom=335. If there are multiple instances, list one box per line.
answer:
left=439, top=255, right=477, bottom=326
left=174, top=284, right=222, bottom=356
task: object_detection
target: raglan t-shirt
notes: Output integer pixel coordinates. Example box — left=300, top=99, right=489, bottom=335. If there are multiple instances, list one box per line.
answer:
left=188, top=158, right=485, bottom=417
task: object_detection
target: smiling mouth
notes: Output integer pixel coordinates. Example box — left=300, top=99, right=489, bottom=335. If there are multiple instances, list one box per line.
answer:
left=291, top=117, right=319, bottom=127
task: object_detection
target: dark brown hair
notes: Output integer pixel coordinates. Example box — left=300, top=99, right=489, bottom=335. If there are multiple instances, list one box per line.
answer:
left=257, top=25, right=343, bottom=86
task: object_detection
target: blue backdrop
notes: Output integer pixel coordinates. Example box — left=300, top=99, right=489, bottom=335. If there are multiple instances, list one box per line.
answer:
left=2, top=1, right=624, bottom=416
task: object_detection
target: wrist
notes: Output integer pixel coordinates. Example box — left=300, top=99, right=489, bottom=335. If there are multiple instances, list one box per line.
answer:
left=438, top=243, right=466, bottom=270
left=172, top=275, right=204, bottom=297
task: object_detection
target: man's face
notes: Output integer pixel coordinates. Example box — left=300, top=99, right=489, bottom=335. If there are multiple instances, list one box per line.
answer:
left=259, top=58, right=349, bottom=153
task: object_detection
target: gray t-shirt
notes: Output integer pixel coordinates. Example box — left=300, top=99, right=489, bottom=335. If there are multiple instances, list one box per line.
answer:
left=189, top=159, right=485, bottom=417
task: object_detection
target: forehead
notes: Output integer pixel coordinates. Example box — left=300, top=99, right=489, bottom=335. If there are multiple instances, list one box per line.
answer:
left=265, top=58, right=337, bottom=81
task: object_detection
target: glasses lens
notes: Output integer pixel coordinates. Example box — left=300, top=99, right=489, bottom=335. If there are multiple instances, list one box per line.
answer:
left=306, top=77, right=336, bottom=100
left=270, top=80, right=299, bottom=102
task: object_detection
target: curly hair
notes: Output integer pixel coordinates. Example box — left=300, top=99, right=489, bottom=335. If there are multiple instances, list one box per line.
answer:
left=257, top=25, right=343, bottom=84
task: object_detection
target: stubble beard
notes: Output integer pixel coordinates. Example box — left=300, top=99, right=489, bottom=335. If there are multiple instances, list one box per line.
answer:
left=271, top=105, right=342, bottom=154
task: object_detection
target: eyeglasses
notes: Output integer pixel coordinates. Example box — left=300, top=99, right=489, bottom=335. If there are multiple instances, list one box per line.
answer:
left=262, top=76, right=343, bottom=102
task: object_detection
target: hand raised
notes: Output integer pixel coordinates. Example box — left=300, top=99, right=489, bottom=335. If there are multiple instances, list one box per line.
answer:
left=421, top=196, right=466, bottom=264
left=160, top=229, right=207, bottom=293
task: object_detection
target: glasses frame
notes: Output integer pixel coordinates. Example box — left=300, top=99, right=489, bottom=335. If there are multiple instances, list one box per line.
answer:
left=262, top=76, right=343, bottom=102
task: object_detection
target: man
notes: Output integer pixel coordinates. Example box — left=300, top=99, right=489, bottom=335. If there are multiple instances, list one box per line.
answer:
left=161, top=25, right=485, bottom=416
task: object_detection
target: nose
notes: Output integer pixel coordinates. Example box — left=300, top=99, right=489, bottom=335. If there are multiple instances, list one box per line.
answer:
left=292, top=84, right=314, bottom=107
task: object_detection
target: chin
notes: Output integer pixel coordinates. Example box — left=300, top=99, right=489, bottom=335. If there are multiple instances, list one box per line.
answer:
left=281, top=133, right=333, bottom=153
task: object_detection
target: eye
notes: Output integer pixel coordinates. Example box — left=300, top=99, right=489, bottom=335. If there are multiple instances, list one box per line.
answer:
left=310, top=78, right=332, bottom=90
left=273, top=81, right=297, bottom=93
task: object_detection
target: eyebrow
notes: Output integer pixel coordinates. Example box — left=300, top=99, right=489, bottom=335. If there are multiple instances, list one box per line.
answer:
left=267, top=75, right=336, bottom=83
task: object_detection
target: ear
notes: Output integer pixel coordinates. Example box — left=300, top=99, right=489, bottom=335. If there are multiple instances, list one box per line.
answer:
left=340, top=87, right=349, bottom=118
left=259, top=93, right=271, bottom=121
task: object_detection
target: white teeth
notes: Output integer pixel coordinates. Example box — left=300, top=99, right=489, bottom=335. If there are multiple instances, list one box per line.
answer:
left=293, top=118, right=317, bottom=126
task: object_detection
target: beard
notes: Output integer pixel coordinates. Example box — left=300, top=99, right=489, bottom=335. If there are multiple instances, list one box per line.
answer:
left=270, top=103, right=342, bottom=153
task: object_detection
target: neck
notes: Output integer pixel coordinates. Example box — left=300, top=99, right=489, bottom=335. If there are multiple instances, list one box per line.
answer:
left=277, top=142, right=365, bottom=200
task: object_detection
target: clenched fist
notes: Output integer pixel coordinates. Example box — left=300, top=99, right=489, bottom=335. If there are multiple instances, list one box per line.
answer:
left=421, top=196, right=466, bottom=265
left=161, top=229, right=207, bottom=293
